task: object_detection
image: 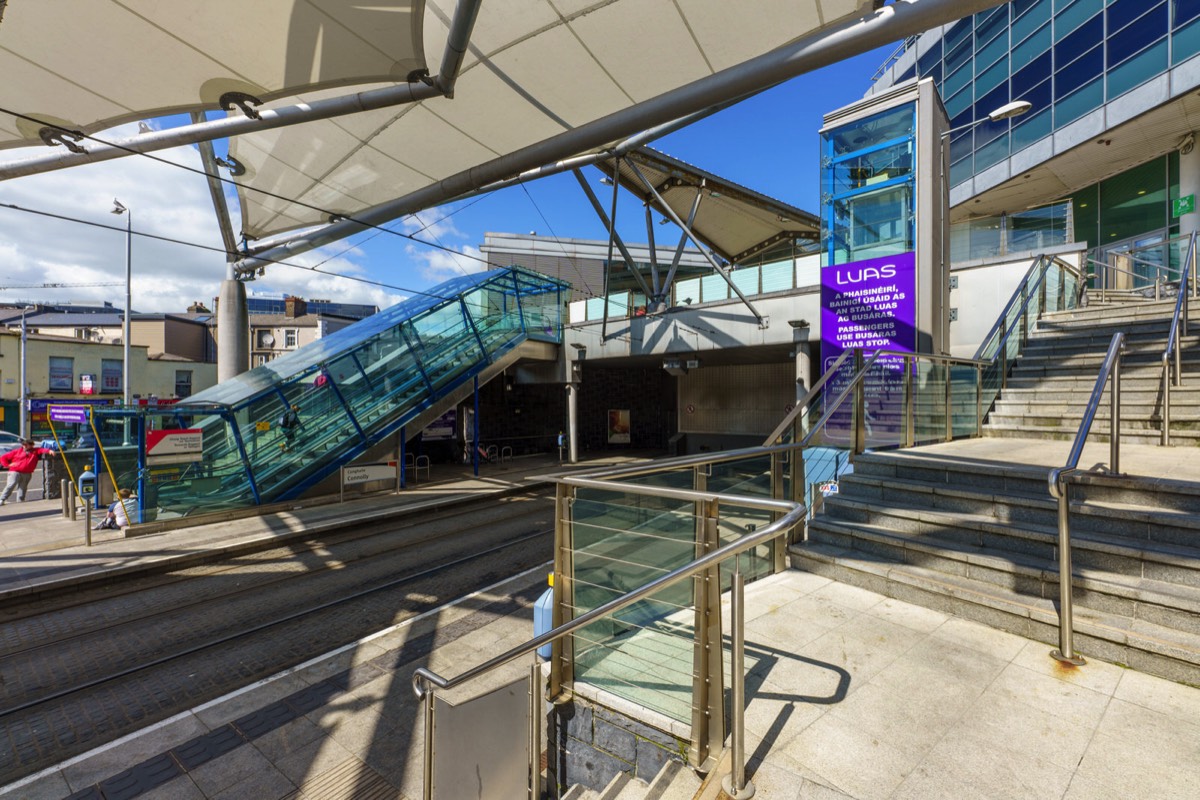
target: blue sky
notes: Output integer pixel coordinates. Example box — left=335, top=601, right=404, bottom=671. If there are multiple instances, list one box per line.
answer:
left=0, top=46, right=894, bottom=313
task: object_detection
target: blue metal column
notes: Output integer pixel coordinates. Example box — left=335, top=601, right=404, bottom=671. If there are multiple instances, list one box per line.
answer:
left=473, top=376, right=480, bottom=477
left=226, top=413, right=262, bottom=505
left=136, top=413, right=146, bottom=523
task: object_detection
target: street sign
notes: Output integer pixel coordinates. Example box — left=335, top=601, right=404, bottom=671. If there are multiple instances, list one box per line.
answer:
left=342, top=463, right=397, bottom=485
left=49, top=405, right=89, bottom=423
left=147, top=428, right=203, bottom=464
left=1174, top=194, right=1195, bottom=217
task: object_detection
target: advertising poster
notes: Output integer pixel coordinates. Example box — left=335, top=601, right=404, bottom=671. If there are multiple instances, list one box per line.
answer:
left=422, top=409, right=457, bottom=440
left=819, top=251, right=917, bottom=446
left=607, top=409, right=630, bottom=444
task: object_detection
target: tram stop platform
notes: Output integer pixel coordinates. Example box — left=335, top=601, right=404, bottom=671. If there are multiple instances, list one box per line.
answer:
left=2, top=452, right=1200, bottom=800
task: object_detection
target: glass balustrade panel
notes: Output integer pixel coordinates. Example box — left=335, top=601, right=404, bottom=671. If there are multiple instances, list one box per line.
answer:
left=568, top=489, right=699, bottom=722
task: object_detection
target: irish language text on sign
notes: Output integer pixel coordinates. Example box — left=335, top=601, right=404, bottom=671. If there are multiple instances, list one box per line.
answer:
left=820, top=251, right=917, bottom=371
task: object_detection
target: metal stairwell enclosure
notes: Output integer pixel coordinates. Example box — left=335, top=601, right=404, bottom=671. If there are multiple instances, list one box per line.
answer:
left=408, top=253, right=1089, bottom=799
left=82, top=268, right=567, bottom=520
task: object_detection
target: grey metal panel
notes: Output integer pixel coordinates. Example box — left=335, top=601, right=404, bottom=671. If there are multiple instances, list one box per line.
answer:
left=431, top=676, right=530, bottom=800
left=678, top=363, right=792, bottom=435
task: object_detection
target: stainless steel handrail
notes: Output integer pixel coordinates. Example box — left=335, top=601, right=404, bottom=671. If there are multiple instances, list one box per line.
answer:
left=763, top=348, right=854, bottom=444
left=972, top=254, right=1049, bottom=361
left=1160, top=231, right=1198, bottom=445
left=1046, top=331, right=1126, bottom=666
left=764, top=348, right=990, bottom=448
left=412, top=483, right=805, bottom=798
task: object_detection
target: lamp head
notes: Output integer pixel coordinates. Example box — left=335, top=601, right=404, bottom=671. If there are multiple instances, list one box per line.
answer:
left=111, top=199, right=127, bottom=215
left=987, top=101, right=1032, bottom=122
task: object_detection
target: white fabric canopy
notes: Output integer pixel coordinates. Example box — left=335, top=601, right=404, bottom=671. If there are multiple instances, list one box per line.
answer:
left=0, top=0, right=873, bottom=243
left=0, top=0, right=426, bottom=146
left=231, top=0, right=872, bottom=241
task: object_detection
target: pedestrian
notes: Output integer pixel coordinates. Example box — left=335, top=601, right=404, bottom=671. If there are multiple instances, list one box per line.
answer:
left=0, top=438, right=58, bottom=505
left=279, top=404, right=301, bottom=452
left=95, top=488, right=135, bottom=530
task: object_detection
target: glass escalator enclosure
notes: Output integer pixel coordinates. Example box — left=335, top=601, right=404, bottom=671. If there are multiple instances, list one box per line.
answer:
left=99, top=268, right=568, bottom=518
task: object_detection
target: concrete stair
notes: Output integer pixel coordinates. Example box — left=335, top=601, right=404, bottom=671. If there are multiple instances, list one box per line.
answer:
left=798, top=448, right=1200, bottom=685
left=794, top=295, right=1200, bottom=685
left=984, top=299, right=1200, bottom=445
left=560, top=761, right=701, bottom=800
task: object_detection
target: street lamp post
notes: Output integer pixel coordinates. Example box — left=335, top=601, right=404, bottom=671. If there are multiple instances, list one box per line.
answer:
left=940, top=100, right=1032, bottom=268
left=112, top=199, right=132, bottom=444
left=18, top=306, right=30, bottom=440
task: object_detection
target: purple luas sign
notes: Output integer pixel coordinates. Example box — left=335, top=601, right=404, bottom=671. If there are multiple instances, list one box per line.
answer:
left=820, top=250, right=917, bottom=371
left=818, top=251, right=918, bottom=447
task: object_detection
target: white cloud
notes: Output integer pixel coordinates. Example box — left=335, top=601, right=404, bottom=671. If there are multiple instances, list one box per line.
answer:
left=0, top=123, right=414, bottom=313
left=397, top=207, right=488, bottom=282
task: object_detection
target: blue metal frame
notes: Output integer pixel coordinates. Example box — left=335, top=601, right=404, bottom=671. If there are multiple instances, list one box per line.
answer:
left=323, top=368, right=368, bottom=444
left=226, top=411, right=262, bottom=505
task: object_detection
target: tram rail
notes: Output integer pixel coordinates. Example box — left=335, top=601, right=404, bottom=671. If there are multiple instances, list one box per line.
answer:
left=0, top=495, right=553, bottom=785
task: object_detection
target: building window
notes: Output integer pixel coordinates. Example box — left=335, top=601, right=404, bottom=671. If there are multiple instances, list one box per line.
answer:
left=174, top=370, right=193, bottom=398
left=101, top=358, right=123, bottom=394
left=48, top=356, right=73, bottom=391
left=254, top=354, right=271, bottom=367
left=285, top=329, right=298, bottom=348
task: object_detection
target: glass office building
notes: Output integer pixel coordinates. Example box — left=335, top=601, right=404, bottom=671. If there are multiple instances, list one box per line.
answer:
left=872, top=0, right=1200, bottom=266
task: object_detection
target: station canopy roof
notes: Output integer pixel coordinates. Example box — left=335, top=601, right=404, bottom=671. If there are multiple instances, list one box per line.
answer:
left=1, top=0, right=873, bottom=244
left=597, top=147, right=820, bottom=264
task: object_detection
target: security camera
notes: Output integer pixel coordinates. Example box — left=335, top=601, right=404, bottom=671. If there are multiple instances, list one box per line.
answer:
left=1182, top=133, right=1195, bottom=156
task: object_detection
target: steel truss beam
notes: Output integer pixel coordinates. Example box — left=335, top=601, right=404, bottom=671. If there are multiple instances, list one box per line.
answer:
left=626, top=160, right=764, bottom=324
left=572, top=168, right=655, bottom=299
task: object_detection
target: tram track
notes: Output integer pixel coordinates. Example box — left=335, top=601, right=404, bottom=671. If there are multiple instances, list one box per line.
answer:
left=0, top=495, right=555, bottom=785
left=0, top=493, right=550, bottom=653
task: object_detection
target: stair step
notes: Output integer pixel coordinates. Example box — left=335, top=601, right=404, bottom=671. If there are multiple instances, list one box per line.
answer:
left=809, top=514, right=1200, bottom=627
left=982, top=422, right=1200, bottom=445
left=789, top=539, right=1200, bottom=685
left=598, top=772, right=632, bottom=800
left=644, top=761, right=700, bottom=800
left=827, top=473, right=1200, bottom=546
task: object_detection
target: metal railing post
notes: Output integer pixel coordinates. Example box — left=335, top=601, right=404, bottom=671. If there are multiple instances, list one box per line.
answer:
left=1020, top=283, right=1029, bottom=347
left=999, top=318, right=1009, bottom=390
left=975, top=365, right=983, bottom=437
left=1051, top=475, right=1085, bottom=667
left=689, top=497, right=725, bottom=772
left=550, top=483, right=575, bottom=698
left=853, top=349, right=866, bottom=455
left=422, top=688, right=436, bottom=800
left=1162, top=354, right=1171, bottom=447
left=529, top=657, right=542, bottom=800
left=721, top=567, right=754, bottom=800
left=904, top=356, right=915, bottom=448
left=771, top=451, right=788, bottom=571
left=1111, top=343, right=1121, bottom=475
left=944, top=359, right=954, bottom=443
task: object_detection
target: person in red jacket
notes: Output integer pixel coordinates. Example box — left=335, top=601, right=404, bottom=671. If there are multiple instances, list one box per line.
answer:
left=0, top=439, right=57, bottom=505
